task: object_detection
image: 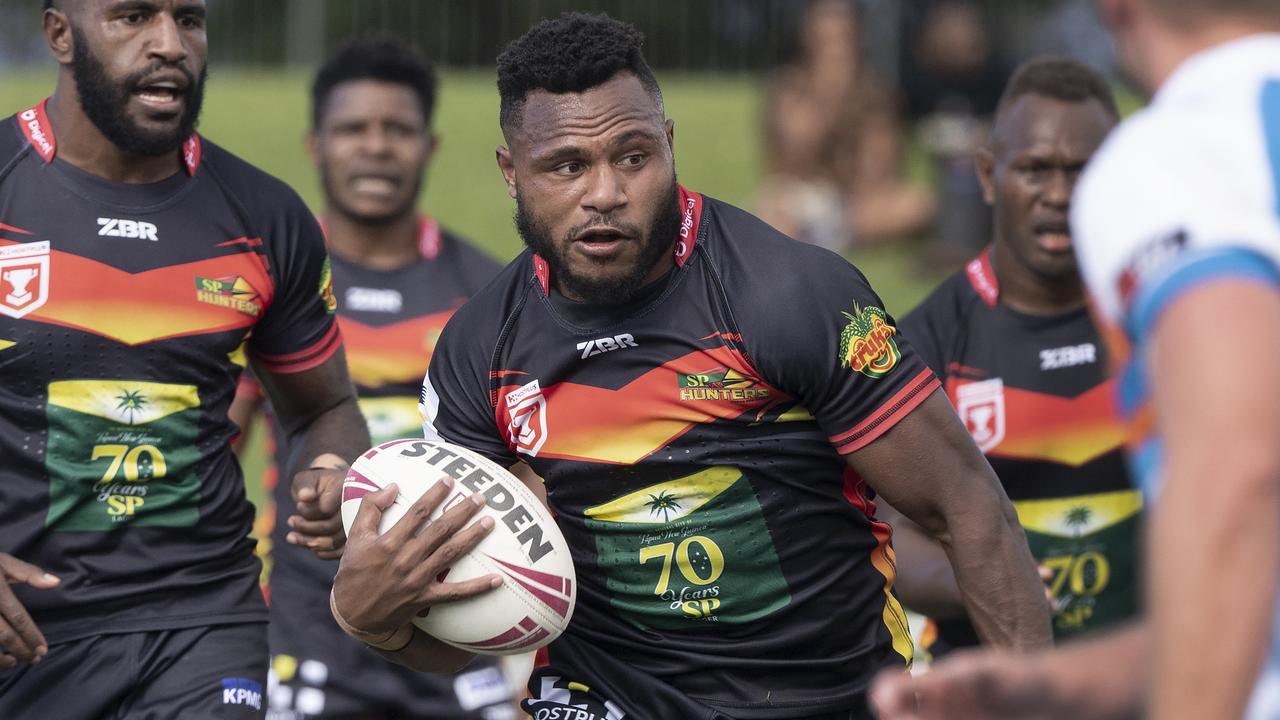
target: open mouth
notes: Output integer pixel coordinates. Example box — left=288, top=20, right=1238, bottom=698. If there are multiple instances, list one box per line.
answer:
left=1033, top=220, right=1072, bottom=252
left=349, top=174, right=401, bottom=197
left=573, top=229, right=631, bottom=257
left=132, top=75, right=188, bottom=114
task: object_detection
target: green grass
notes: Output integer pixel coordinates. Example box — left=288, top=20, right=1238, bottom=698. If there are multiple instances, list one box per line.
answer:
left=1, top=69, right=943, bottom=512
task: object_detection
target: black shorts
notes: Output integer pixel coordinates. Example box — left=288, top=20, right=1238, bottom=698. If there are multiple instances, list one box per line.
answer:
left=0, top=623, right=268, bottom=720
left=266, top=566, right=514, bottom=719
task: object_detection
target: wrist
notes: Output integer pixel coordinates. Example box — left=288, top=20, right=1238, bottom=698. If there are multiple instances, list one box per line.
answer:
left=329, top=589, right=413, bottom=651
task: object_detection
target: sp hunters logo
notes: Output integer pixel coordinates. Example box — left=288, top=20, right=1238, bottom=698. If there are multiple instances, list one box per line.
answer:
left=839, top=304, right=900, bottom=378
left=677, top=367, right=769, bottom=403
left=195, top=275, right=262, bottom=316
left=955, top=378, right=1006, bottom=452
left=505, top=379, right=549, bottom=457
left=318, top=256, right=337, bottom=313
left=0, top=241, right=50, bottom=320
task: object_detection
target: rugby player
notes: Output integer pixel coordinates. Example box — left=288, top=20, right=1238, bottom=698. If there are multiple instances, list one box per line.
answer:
left=888, top=57, right=1140, bottom=654
left=329, top=13, right=1051, bottom=719
left=873, top=0, right=1280, bottom=718
left=0, top=1, right=367, bottom=717
left=230, top=38, right=513, bottom=720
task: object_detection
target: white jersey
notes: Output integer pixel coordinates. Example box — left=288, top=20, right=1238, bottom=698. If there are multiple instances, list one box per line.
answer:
left=1073, top=33, right=1280, bottom=719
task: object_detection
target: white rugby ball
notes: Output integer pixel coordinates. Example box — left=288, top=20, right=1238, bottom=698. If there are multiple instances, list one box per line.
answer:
left=340, top=438, right=575, bottom=655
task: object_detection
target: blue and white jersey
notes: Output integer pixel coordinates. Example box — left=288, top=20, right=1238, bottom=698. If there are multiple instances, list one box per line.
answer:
left=1073, top=33, right=1280, bottom=719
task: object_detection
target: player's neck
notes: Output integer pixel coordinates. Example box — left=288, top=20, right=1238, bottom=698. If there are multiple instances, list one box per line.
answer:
left=324, top=210, right=422, bottom=271
left=991, top=247, right=1086, bottom=317
left=45, top=86, right=185, bottom=185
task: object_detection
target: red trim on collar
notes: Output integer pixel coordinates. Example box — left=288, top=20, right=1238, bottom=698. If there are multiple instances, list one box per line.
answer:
left=418, top=215, right=441, bottom=260
left=19, top=97, right=200, bottom=175
left=675, top=184, right=703, bottom=267
left=965, top=247, right=1000, bottom=308
left=530, top=185, right=706, bottom=297
left=17, top=99, right=55, bottom=163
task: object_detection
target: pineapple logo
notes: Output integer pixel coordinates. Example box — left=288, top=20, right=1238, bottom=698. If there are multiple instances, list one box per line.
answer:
left=645, top=491, right=683, bottom=523
left=1065, top=506, right=1093, bottom=538
left=839, top=304, right=901, bottom=378
left=115, top=389, right=148, bottom=425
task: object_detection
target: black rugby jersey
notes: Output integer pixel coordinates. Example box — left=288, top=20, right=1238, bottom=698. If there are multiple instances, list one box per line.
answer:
left=423, top=187, right=940, bottom=718
left=0, top=101, right=339, bottom=643
left=259, top=219, right=505, bottom=718
left=900, top=248, right=1141, bottom=650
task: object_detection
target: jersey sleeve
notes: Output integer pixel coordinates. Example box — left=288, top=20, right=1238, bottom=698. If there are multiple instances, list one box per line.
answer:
left=737, top=247, right=940, bottom=456
left=419, top=309, right=518, bottom=467
left=248, top=197, right=341, bottom=374
left=1074, top=106, right=1280, bottom=346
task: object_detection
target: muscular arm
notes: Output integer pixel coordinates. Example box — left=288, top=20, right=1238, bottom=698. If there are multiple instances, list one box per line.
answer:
left=851, top=390, right=1051, bottom=649
left=1146, top=281, right=1280, bottom=719
left=255, top=348, right=370, bottom=558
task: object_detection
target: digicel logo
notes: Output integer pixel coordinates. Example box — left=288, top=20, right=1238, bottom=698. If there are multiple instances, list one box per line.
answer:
left=19, top=109, right=53, bottom=157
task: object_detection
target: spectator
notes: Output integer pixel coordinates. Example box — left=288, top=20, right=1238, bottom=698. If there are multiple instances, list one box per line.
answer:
left=758, top=0, right=936, bottom=251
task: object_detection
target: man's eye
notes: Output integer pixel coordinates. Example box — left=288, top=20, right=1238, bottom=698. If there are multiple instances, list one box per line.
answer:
left=620, top=154, right=645, bottom=167
left=556, top=162, right=584, bottom=175
left=124, top=12, right=146, bottom=25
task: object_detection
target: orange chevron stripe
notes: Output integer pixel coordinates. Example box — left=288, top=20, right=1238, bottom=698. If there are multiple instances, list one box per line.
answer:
left=340, top=310, right=453, bottom=388
left=946, top=378, right=1126, bottom=466
left=497, top=345, right=786, bottom=465
left=0, top=239, right=272, bottom=345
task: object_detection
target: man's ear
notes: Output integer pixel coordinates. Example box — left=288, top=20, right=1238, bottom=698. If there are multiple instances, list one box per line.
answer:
left=496, top=146, right=517, bottom=200
left=975, top=146, right=997, bottom=206
left=44, top=6, right=74, bottom=65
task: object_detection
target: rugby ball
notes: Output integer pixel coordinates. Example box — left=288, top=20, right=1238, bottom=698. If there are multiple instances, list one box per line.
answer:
left=340, top=438, right=575, bottom=655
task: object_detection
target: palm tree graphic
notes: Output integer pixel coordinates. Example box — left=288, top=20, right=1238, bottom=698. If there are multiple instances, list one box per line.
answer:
left=1065, top=506, right=1092, bottom=538
left=115, top=389, right=148, bottom=425
left=645, top=491, right=683, bottom=523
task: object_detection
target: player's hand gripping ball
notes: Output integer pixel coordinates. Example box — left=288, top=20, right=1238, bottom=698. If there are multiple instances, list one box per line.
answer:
left=340, top=439, right=575, bottom=655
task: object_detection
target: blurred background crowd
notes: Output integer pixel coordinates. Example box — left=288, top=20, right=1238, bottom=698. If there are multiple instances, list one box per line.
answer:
left=0, top=0, right=1136, bottom=293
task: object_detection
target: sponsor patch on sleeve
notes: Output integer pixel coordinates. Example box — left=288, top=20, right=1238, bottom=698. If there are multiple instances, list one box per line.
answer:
left=839, top=304, right=901, bottom=379
left=318, top=256, right=337, bottom=313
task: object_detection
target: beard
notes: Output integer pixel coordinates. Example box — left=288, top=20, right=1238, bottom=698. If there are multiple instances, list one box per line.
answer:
left=515, top=178, right=682, bottom=307
left=71, top=24, right=206, bottom=158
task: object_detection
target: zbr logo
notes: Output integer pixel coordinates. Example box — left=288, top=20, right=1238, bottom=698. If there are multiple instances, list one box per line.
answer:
left=955, top=378, right=1006, bottom=452
left=0, top=241, right=50, bottom=320
left=221, top=677, right=263, bottom=710
left=839, top=304, right=901, bottom=378
left=97, top=217, right=158, bottom=241
left=505, top=379, right=549, bottom=458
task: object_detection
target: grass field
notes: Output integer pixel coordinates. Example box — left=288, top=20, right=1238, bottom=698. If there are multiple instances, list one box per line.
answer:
left=0, top=69, right=945, bottom=512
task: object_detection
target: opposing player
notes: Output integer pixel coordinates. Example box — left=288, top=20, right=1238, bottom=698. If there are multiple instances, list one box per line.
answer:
left=0, top=1, right=367, bottom=718
left=330, top=13, right=1051, bottom=719
left=230, top=38, right=514, bottom=720
left=873, top=0, right=1280, bottom=718
left=889, top=58, right=1139, bottom=654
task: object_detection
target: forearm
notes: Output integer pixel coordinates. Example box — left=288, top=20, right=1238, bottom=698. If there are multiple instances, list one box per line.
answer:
left=1040, top=623, right=1146, bottom=720
left=942, top=501, right=1052, bottom=650
left=1150, top=463, right=1278, bottom=720
left=287, top=394, right=369, bottom=470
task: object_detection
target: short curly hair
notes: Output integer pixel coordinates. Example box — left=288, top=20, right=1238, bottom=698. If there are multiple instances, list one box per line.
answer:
left=997, top=56, right=1120, bottom=121
left=312, top=37, right=437, bottom=130
left=496, top=13, right=662, bottom=132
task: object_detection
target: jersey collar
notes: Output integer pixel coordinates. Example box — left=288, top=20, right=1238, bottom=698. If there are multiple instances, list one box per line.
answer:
left=316, top=213, right=441, bottom=261
left=965, top=246, right=1000, bottom=308
left=18, top=97, right=201, bottom=176
left=533, top=185, right=703, bottom=296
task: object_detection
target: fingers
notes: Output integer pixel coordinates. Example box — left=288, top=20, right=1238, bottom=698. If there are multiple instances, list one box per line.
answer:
left=405, top=491, right=488, bottom=562
left=382, top=478, right=455, bottom=546
left=287, top=513, right=343, bottom=538
left=0, top=555, right=60, bottom=589
left=870, top=668, right=918, bottom=720
left=348, top=484, right=398, bottom=541
left=424, top=573, right=504, bottom=605
left=0, top=582, right=46, bottom=665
